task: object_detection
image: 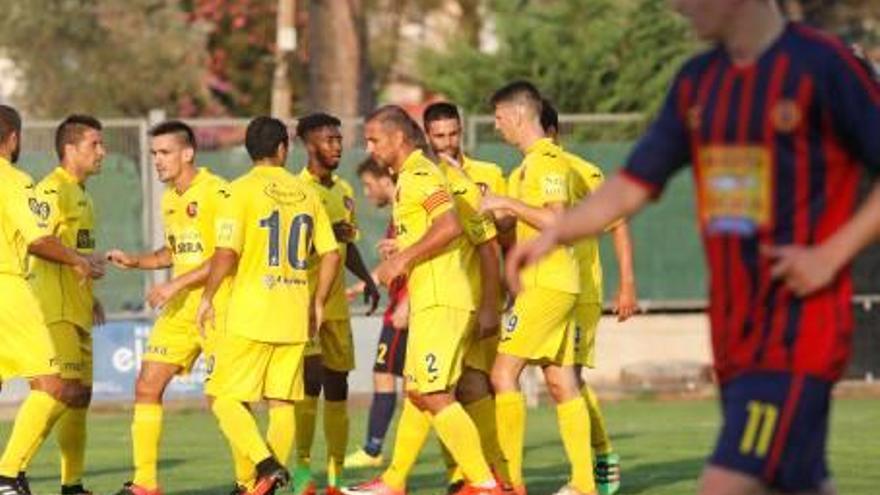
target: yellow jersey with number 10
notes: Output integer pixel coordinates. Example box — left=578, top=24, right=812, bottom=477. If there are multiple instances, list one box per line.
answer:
left=217, top=165, right=337, bottom=344
left=508, top=138, right=580, bottom=295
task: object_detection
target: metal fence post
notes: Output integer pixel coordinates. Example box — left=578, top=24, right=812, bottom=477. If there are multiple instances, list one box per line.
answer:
left=144, top=110, right=169, bottom=291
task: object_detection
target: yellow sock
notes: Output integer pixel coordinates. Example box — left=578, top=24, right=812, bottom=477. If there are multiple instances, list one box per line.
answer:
left=465, top=397, right=508, bottom=484
left=381, top=399, right=431, bottom=490
left=557, top=397, right=595, bottom=493
left=494, top=392, right=525, bottom=488
left=294, top=396, right=318, bottom=469
left=230, top=442, right=256, bottom=490
left=267, top=404, right=295, bottom=465
left=440, top=444, right=463, bottom=485
left=323, top=400, right=348, bottom=487
left=0, top=390, right=66, bottom=477
left=57, top=407, right=88, bottom=486
left=131, top=403, right=163, bottom=489
left=432, top=403, right=493, bottom=485
left=581, top=384, right=613, bottom=455
left=211, top=397, right=272, bottom=464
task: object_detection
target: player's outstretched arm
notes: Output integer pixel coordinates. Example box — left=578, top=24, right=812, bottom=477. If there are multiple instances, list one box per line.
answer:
left=106, top=247, right=172, bottom=270
left=765, top=181, right=880, bottom=297
left=505, top=174, right=652, bottom=294
left=480, top=193, right=562, bottom=231
left=345, top=243, right=381, bottom=315
left=610, top=221, right=638, bottom=322
left=146, top=258, right=211, bottom=310
left=375, top=210, right=463, bottom=286
left=29, top=236, right=103, bottom=281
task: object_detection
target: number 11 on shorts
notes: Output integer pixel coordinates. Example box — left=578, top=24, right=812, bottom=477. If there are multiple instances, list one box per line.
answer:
left=739, top=400, right=778, bottom=458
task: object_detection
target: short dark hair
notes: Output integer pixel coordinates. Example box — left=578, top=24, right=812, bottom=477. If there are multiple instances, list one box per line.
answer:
left=423, top=102, right=461, bottom=128
left=296, top=112, right=341, bottom=141
left=55, top=114, right=102, bottom=160
left=149, top=120, right=196, bottom=150
left=356, top=157, right=391, bottom=179
left=366, top=105, right=427, bottom=148
left=490, top=80, right=543, bottom=115
left=540, top=98, right=559, bottom=133
left=0, top=105, right=21, bottom=144
left=245, top=116, right=289, bottom=162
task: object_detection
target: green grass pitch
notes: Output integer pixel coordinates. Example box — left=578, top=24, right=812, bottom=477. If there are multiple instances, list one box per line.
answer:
left=8, top=398, right=879, bottom=494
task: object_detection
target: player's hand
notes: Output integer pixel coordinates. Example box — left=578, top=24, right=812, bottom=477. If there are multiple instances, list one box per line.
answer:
left=505, top=229, right=560, bottom=294
left=92, top=299, right=106, bottom=327
left=763, top=244, right=839, bottom=297
left=613, top=281, right=638, bottom=322
left=105, top=249, right=138, bottom=269
left=438, top=153, right=461, bottom=168
left=376, top=238, right=398, bottom=260
left=196, top=297, right=214, bottom=338
left=477, top=306, right=500, bottom=339
left=346, top=281, right=366, bottom=302
left=333, top=222, right=357, bottom=243
left=146, top=281, right=179, bottom=310
left=479, top=193, right=507, bottom=215
left=376, top=255, right=407, bottom=287
left=363, top=279, right=381, bottom=316
left=88, top=253, right=107, bottom=279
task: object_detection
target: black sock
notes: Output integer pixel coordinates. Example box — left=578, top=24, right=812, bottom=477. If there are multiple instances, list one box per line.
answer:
left=364, top=392, right=397, bottom=456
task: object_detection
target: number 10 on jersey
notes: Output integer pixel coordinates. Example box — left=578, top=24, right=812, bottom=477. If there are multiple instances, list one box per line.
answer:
left=260, top=211, right=314, bottom=269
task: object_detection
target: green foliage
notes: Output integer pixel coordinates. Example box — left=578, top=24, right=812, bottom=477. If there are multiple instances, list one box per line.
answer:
left=0, top=0, right=208, bottom=117
left=419, top=0, right=695, bottom=116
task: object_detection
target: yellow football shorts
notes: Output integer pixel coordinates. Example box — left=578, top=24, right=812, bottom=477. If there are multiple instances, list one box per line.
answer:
left=405, top=306, right=473, bottom=394
left=303, top=319, right=355, bottom=372
left=573, top=302, right=602, bottom=369
left=499, top=286, right=577, bottom=366
left=205, top=333, right=306, bottom=403
left=48, top=321, right=93, bottom=382
left=143, top=313, right=217, bottom=374
left=0, top=275, right=59, bottom=379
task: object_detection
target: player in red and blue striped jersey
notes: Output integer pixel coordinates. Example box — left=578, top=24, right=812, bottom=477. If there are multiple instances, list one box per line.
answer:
left=507, top=1, right=880, bottom=494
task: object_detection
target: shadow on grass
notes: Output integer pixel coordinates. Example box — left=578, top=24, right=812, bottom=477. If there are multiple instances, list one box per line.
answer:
left=30, top=458, right=186, bottom=483
left=619, top=457, right=704, bottom=494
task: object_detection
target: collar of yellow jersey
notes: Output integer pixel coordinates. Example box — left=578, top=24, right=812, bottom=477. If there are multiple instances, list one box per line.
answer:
left=253, top=163, right=288, bottom=175
left=401, top=149, right=425, bottom=172
left=300, top=166, right=337, bottom=187
left=525, top=137, right=555, bottom=156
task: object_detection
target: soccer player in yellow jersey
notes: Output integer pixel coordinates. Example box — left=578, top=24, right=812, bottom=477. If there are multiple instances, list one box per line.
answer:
left=105, top=121, right=232, bottom=495
left=479, top=82, right=595, bottom=495
left=422, top=102, right=509, bottom=491
left=540, top=100, right=638, bottom=495
left=27, top=115, right=106, bottom=495
left=292, top=113, right=380, bottom=495
left=197, top=116, right=341, bottom=495
left=343, top=106, right=500, bottom=495
left=0, top=105, right=103, bottom=495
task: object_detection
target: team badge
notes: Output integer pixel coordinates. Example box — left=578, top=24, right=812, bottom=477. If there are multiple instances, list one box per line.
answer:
left=771, top=99, right=802, bottom=133
left=186, top=201, right=198, bottom=217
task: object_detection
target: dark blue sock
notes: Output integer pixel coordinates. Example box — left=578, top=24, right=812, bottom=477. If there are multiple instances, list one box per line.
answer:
left=364, top=392, right=397, bottom=456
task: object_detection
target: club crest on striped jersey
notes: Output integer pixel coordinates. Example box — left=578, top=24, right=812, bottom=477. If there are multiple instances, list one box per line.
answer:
left=687, top=105, right=703, bottom=131
left=771, top=99, right=802, bottom=133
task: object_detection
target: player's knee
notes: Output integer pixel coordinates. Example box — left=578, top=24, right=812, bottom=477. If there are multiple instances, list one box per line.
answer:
left=405, top=391, right=426, bottom=410
left=456, top=370, right=491, bottom=404
left=134, top=376, right=166, bottom=403
left=304, top=357, right=324, bottom=397
left=419, top=391, right=454, bottom=414
left=490, top=365, right=516, bottom=392
left=373, top=372, right=396, bottom=393
left=73, top=385, right=92, bottom=408
left=323, top=370, right=349, bottom=401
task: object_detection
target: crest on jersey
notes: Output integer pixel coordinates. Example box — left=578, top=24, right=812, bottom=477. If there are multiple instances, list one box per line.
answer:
left=186, top=201, right=198, bottom=217
left=771, top=99, right=802, bottom=133
left=477, top=182, right=489, bottom=195
left=687, top=105, right=703, bottom=131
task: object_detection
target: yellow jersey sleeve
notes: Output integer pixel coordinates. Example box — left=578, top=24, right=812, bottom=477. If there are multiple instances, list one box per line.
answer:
left=10, top=177, right=47, bottom=246
left=216, top=184, right=246, bottom=254
left=400, top=169, right=454, bottom=223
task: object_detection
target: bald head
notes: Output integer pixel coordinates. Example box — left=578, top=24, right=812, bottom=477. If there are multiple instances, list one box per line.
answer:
left=364, top=105, right=429, bottom=171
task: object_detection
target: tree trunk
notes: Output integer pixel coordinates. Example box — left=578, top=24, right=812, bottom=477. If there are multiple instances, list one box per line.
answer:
left=307, top=0, right=373, bottom=117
